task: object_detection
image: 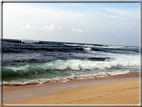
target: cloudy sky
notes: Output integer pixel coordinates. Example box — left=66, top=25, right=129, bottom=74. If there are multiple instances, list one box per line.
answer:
left=3, top=3, right=140, bottom=46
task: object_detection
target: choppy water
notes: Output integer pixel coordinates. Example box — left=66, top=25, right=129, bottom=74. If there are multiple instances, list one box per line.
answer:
left=2, top=39, right=140, bottom=86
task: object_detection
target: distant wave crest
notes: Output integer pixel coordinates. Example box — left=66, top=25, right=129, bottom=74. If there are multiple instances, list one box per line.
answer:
left=21, top=39, right=39, bottom=44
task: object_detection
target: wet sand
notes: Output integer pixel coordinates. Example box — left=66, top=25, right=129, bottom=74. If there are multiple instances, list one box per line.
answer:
left=3, top=72, right=140, bottom=105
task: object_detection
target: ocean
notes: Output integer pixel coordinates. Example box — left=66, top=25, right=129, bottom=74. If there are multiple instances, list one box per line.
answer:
left=2, top=39, right=140, bottom=86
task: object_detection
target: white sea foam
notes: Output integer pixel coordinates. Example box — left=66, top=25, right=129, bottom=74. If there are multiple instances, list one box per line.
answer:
left=64, top=43, right=131, bottom=50
left=5, top=65, right=29, bottom=72
left=42, top=54, right=140, bottom=71
left=64, top=43, right=94, bottom=47
left=105, top=45, right=125, bottom=49
left=64, top=43, right=78, bottom=46
left=21, top=39, right=39, bottom=44
left=3, top=53, right=139, bottom=72
left=3, top=70, right=131, bottom=86
left=83, top=47, right=91, bottom=51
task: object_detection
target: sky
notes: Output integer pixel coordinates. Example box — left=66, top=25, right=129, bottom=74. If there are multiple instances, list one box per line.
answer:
left=3, top=3, right=140, bottom=46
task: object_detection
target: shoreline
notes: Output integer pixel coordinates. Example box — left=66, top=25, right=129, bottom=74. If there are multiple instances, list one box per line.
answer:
left=7, top=79, right=140, bottom=105
left=3, top=71, right=140, bottom=104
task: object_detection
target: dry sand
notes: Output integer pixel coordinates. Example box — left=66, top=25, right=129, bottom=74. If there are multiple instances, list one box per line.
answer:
left=6, top=79, right=140, bottom=105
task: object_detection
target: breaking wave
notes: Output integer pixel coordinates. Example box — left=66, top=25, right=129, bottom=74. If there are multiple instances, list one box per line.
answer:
left=3, top=70, right=130, bottom=86
left=3, top=56, right=139, bottom=79
left=21, top=39, right=39, bottom=44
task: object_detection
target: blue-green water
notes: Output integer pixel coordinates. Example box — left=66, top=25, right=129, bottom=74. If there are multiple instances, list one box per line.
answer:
left=2, top=39, right=140, bottom=86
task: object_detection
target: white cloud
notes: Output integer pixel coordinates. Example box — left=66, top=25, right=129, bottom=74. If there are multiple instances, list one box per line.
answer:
left=71, top=28, right=77, bottom=32
left=58, top=26, right=63, bottom=30
left=25, top=25, right=44, bottom=31
left=71, top=27, right=89, bottom=33
left=117, top=34, right=119, bottom=37
left=26, top=23, right=30, bottom=29
left=31, top=25, right=43, bottom=31
left=49, top=24, right=56, bottom=30
left=15, top=22, right=19, bottom=26
left=24, top=24, right=63, bottom=31
left=31, top=26, right=37, bottom=30
left=44, top=26, right=49, bottom=29
left=44, top=24, right=63, bottom=31
left=37, top=27, right=44, bottom=31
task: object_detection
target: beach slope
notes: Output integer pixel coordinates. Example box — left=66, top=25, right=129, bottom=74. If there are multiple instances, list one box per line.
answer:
left=7, top=79, right=139, bottom=104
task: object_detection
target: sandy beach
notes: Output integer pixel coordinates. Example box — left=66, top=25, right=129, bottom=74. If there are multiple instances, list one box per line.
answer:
left=7, top=79, right=140, bottom=105
left=3, top=72, right=140, bottom=105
